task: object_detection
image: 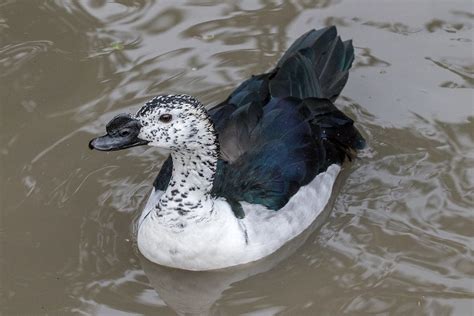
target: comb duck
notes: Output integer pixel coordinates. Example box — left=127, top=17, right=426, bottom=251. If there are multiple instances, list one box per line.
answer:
left=89, top=26, right=365, bottom=271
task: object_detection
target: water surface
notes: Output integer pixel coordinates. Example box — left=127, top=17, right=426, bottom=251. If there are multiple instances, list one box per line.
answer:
left=1, top=1, right=473, bottom=315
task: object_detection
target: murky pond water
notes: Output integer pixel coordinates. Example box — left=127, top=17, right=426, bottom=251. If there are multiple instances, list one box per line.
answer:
left=1, top=1, right=473, bottom=315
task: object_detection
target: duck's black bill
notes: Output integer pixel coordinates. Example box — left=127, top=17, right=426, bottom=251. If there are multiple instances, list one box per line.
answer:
left=89, top=114, right=148, bottom=151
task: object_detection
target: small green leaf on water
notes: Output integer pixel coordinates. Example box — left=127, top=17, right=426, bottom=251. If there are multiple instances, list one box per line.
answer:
left=110, top=42, right=124, bottom=50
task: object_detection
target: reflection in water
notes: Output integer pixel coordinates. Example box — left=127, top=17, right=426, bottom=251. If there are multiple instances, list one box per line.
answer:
left=425, top=19, right=466, bottom=33
left=322, top=16, right=421, bottom=36
left=137, top=8, right=184, bottom=34
left=1, top=0, right=474, bottom=315
left=353, top=47, right=391, bottom=69
left=425, top=57, right=474, bottom=88
left=362, top=21, right=420, bottom=36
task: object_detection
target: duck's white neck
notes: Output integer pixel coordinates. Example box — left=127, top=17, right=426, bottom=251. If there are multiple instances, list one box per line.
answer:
left=157, top=131, right=219, bottom=225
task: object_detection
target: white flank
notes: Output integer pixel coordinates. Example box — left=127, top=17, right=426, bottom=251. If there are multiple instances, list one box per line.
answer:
left=137, top=164, right=340, bottom=270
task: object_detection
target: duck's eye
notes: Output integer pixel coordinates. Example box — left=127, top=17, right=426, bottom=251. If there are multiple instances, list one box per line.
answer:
left=159, top=114, right=172, bottom=123
left=119, top=129, right=130, bottom=137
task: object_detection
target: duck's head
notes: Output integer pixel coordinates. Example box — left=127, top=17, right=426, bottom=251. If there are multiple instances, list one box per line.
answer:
left=89, top=94, right=217, bottom=152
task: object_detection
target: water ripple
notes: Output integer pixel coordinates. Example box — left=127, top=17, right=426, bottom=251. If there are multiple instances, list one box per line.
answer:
left=1, top=0, right=473, bottom=315
left=0, top=41, right=52, bottom=77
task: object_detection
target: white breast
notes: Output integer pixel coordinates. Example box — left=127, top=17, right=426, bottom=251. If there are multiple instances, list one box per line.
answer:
left=137, top=164, right=340, bottom=270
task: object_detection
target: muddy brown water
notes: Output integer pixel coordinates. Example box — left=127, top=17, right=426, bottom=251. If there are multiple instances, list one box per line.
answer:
left=1, top=1, right=473, bottom=315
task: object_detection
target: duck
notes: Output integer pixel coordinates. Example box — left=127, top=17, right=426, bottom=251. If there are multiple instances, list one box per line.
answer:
left=89, top=26, right=365, bottom=271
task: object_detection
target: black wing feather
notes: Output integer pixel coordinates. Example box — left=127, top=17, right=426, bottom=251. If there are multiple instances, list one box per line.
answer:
left=153, top=27, right=365, bottom=217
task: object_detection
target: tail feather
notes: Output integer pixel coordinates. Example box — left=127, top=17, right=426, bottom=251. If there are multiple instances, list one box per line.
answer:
left=271, top=26, right=354, bottom=101
left=300, top=98, right=366, bottom=162
left=277, top=26, right=337, bottom=67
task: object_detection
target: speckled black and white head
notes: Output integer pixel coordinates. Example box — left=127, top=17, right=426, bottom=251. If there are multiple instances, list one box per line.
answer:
left=89, top=94, right=218, bottom=154
left=90, top=94, right=219, bottom=225
left=135, top=94, right=218, bottom=153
